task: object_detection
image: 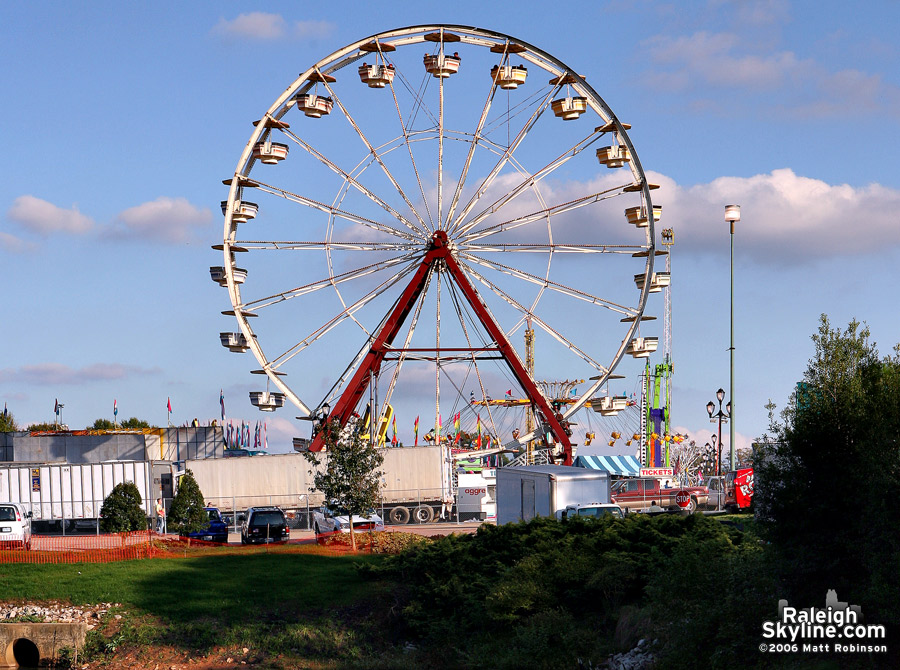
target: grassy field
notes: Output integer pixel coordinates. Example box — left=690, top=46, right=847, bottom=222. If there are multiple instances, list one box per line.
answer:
left=0, top=547, right=397, bottom=668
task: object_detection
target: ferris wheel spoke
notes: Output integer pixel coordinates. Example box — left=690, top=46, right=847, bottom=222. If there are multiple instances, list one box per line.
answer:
left=464, top=243, right=646, bottom=254
left=238, top=251, right=421, bottom=312
left=454, top=129, right=608, bottom=242
left=461, top=183, right=633, bottom=244
left=249, top=177, right=420, bottom=242
left=446, top=83, right=562, bottom=236
left=280, top=127, right=428, bottom=238
left=268, top=258, right=422, bottom=370
left=460, top=259, right=613, bottom=372
left=390, top=57, right=440, bottom=132
left=445, top=65, right=499, bottom=232
left=387, top=76, right=436, bottom=231
left=460, top=252, right=637, bottom=317
left=317, top=74, right=431, bottom=234
left=232, top=240, right=423, bottom=252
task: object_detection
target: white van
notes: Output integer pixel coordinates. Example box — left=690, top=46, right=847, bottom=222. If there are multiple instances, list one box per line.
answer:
left=0, top=502, right=32, bottom=549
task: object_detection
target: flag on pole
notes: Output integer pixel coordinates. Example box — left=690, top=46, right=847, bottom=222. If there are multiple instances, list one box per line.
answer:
left=263, top=421, right=267, bottom=450
left=220, top=389, right=225, bottom=421
left=113, top=399, right=118, bottom=418
left=476, top=414, right=482, bottom=448
left=391, top=414, right=398, bottom=446
left=54, top=399, right=59, bottom=416
left=453, top=412, right=461, bottom=444
left=167, top=397, right=172, bottom=414
left=414, top=416, right=419, bottom=447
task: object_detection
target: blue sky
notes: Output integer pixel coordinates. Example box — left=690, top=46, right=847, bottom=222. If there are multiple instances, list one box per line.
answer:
left=2, top=1, right=899, bottom=456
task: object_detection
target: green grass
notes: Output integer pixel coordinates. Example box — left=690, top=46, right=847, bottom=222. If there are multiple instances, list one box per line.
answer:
left=0, top=550, right=398, bottom=666
left=0, top=551, right=384, bottom=620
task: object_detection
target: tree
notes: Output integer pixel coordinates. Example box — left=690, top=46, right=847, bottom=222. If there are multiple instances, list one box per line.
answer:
left=0, top=408, right=17, bottom=432
left=91, top=418, right=115, bottom=430
left=304, top=418, right=385, bottom=551
left=120, top=417, right=151, bottom=429
left=167, top=469, right=208, bottom=538
left=99, top=482, right=147, bottom=533
left=26, top=422, right=57, bottom=431
left=757, top=315, right=900, bottom=635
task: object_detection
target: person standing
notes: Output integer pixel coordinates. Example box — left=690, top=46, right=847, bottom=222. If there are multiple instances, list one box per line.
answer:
left=155, top=498, right=166, bottom=533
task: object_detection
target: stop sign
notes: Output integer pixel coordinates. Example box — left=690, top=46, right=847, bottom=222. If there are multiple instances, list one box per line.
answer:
left=675, top=490, right=691, bottom=508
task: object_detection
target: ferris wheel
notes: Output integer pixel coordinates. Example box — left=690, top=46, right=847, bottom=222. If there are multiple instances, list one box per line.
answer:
left=212, top=25, right=662, bottom=464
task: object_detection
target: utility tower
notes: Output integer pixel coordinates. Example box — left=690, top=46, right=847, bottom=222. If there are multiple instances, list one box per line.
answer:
left=525, top=317, right=535, bottom=464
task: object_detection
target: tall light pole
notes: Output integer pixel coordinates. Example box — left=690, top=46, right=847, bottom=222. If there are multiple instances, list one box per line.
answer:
left=725, top=204, right=741, bottom=471
left=707, top=388, right=730, bottom=477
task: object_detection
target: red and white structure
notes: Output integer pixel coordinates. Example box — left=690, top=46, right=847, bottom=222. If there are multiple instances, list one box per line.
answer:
left=214, top=26, right=661, bottom=466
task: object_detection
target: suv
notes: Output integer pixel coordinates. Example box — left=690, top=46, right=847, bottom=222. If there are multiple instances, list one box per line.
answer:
left=185, top=507, right=229, bottom=543
left=240, top=506, right=289, bottom=545
left=0, top=503, right=32, bottom=549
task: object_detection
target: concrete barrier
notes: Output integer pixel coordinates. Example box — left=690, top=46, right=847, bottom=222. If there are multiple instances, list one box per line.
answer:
left=0, top=623, right=86, bottom=667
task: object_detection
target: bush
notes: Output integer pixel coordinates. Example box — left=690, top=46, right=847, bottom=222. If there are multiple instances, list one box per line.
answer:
left=167, top=470, right=208, bottom=536
left=99, top=482, right=147, bottom=533
left=364, top=514, right=759, bottom=668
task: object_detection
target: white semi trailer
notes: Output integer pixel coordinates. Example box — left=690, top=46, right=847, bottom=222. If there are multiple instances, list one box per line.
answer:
left=495, top=465, right=610, bottom=525
left=0, top=461, right=171, bottom=531
left=185, top=446, right=449, bottom=525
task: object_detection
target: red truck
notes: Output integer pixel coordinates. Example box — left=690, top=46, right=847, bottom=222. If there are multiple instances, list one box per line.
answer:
left=610, top=478, right=709, bottom=513
left=726, top=468, right=753, bottom=511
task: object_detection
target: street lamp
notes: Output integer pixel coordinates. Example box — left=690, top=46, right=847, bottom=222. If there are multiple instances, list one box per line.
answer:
left=707, top=388, right=730, bottom=477
left=725, top=204, right=740, bottom=471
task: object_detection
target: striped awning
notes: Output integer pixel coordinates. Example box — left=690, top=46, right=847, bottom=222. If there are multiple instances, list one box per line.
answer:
left=574, top=454, right=642, bottom=476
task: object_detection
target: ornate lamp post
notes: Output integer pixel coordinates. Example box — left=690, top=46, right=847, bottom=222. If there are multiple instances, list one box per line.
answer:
left=707, top=388, right=731, bottom=477
left=725, top=204, right=740, bottom=470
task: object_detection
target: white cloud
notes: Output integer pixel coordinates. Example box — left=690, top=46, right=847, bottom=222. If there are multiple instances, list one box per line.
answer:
left=0, top=363, right=160, bottom=386
left=0, top=231, right=34, bottom=253
left=110, top=197, right=212, bottom=244
left=643, top=30, right=900, bottom=118
left=645, top=31, right=811, bottom=91
left=648, top=168, right=900, bottom=263
left=212, top=14, right=335, bottom=42
left=7, top=195, right=94, bottom=236
left=463, top=167, right=900, bottom=265
left=212, top=13, right=287, bottom=40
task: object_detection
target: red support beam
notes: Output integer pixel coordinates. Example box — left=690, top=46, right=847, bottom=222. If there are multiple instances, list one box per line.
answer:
left=310, top=231, right=573, bottom=464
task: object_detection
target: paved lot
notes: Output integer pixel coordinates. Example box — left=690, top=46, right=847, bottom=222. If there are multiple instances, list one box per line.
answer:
left=225, top=520, right=484, bottom=544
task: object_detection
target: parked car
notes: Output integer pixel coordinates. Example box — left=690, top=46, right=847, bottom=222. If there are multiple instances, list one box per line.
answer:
left=0, top=502, right=32, bottom=549
left=312, top=504, right=385, bottom=542
left=240, top=506, right=289, bottom=545
left=185, top=507, right=229, bottom=543
left=558, top=503, right=624, bottom=520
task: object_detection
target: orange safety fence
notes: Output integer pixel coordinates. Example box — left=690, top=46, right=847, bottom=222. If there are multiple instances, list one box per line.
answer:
left=0, top=529, right=431, bottom=564
left=0, top=531, right=156, bottom=564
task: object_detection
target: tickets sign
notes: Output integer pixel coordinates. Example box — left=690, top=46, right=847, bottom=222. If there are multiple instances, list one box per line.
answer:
left=640, top=468, right=673, bottom=478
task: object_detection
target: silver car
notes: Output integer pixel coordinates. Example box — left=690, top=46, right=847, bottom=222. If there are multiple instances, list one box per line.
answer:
left=0, top=503, right=32, bottom=549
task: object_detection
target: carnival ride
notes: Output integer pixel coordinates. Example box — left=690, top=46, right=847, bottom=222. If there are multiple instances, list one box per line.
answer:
left=213, top=25, right=662, bottom=465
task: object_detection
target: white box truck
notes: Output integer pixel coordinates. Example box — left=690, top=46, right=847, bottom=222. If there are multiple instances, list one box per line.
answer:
left=0, top=461, right=168, bottom=531
left=496, top=465, right=610, bottom=524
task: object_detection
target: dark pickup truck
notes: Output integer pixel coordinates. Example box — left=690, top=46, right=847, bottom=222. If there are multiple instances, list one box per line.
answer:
left=610, top=478, right=708, bottom=513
